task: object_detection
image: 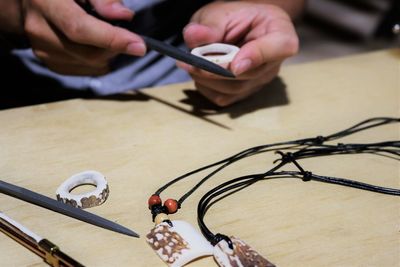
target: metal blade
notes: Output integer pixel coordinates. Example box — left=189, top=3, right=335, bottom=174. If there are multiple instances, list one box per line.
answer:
left=0, top=180, right=139, bottom=238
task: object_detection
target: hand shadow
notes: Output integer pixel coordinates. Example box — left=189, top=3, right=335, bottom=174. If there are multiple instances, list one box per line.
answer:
left=179, top=77, right=289, bottom=119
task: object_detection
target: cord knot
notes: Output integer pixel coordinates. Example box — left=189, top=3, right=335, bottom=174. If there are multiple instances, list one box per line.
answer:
left=302, top=171, right=313, bottom=181
left=213, top=233, right=233, bottom=249
left=151, top=204, right=168, bottom=222
left=274, top=151, right=294, bottom=164
left=314, top=135, right=326, bottom=145
left=337, top=142, right=352, bottom=150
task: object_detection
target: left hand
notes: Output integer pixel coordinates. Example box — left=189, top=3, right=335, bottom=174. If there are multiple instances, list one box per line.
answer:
left=178, top=1, right=299, bottom=106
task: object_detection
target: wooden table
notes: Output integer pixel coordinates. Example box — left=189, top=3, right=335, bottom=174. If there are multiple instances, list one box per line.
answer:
left=0, top=49, right=399, bottom=266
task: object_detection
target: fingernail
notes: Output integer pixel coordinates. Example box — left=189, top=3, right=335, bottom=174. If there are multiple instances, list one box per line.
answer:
left=176, top=61, right=193, bottom=72
left=233, top=59, right=252, bottom=75
left=183, top=22, right=198, bottom=35
left=111, top=2, right=132, bottom=15
left=126, top=42, right=146, bottom=56
left=216, top=97, right=228, bottom=107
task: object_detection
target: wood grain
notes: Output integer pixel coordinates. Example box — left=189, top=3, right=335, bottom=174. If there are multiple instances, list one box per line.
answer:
left=0, top=49, right=399, bottom=266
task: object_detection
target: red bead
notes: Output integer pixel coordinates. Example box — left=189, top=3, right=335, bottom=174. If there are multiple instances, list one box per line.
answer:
left=164, top=199, right=178, bottom=214
left=148, top=195, right=162, bottom=209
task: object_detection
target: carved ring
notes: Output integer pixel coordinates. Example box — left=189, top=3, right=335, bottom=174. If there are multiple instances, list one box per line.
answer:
left=191, top=43, right=240, bottom=65
left=56, top=171, right=109, bottom=209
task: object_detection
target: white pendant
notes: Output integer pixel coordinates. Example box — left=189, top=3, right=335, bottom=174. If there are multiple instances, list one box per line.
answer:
left=146, top=220, right=214, bottom=267
left=214, top=236, right=275, bottom=267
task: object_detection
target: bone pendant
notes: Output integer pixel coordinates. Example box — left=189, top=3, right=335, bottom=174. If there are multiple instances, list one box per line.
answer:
left=146, top=220, right=214, bottom=266
left=214, top=236, right=276, bottom=267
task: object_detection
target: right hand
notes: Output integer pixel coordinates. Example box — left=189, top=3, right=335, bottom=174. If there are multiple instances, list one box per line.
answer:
left=21, top=0, right=146, bottom=76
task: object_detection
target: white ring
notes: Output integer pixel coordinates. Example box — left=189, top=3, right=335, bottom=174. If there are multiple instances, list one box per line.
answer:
left=56, top=171, right=109, bottom=209
left=191, top=43, right=240, bottom=65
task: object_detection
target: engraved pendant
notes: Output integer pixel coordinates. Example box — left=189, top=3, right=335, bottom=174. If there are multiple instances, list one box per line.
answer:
left=146, top=220, right=214, bottom=266
left=213, top=236, right=276, bottom=267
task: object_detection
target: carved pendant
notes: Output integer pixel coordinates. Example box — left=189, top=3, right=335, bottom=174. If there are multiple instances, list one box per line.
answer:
left=214, top=236, right=276, bottom=267
left=146, top=220, right=214, bottom=266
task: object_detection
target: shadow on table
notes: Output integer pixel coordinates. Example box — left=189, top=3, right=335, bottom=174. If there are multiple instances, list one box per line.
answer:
left=87, top=77, right=289, bottom=130
left=1, top=50, right=288, bottom=128
left=96, top=77, right=289, bottom=129
left=179, top=77, right=289, bottom=119
left=93, top=91, right=232, bottom=130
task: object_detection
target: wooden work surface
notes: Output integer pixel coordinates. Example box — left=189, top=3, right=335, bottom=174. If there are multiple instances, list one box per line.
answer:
left=0, top=49, right=399, bottom=267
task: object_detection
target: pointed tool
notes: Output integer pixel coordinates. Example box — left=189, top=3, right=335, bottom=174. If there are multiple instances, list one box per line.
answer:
left=0, top=180, right=139, bottom=238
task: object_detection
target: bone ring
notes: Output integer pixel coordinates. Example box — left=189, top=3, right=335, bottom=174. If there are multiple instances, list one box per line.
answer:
left=191, top=43, right=240, bottom=65
left=56, top=170, right=109, bottom=209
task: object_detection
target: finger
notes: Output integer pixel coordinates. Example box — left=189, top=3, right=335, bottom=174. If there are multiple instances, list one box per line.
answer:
left=195, top=82, right=232, bottom=107
left=46, top=61, right=109, bottom=76
left=196, top=82, right=258, bottom=107
left=34, top=49, right=80, bottom=65
left=176, top=61, right=234, bottom=80
left=231, top=18, right=298, bottom=76
left=219, top=85, right=262, bottom=106
left=195, top=79, right=249, bottom=96
left=42, top=0, right=146, bottom=56
left=25, top=10, right=115, bottom=67
left=184, top=2, right=260, bottom=48
left=89, top=0, right=133, bottom=21
left=34, top=48, right=110, bottom=70
left=192, top=63, right=280, bottom=95
left=230, top=61, right=280, bottom=80
left=48, top=25, right=117, bottom=67
left=183, top=23, right=225, bottom=48
left=179, top=60, right=280, bottom=81
left=35, top=47, right=111, bottom=75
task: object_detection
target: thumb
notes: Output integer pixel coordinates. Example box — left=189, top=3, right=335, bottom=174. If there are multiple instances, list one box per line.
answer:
left=89, top=0, right=134, bottom=21
left=183, top=22, right=225, bottom=49
left=231, top=19, right=299, bottom=75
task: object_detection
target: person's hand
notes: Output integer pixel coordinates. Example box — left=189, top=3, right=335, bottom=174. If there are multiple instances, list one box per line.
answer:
left=21, top=0, right=146, bottom=76
left=178, top=1, right=299, bottom=106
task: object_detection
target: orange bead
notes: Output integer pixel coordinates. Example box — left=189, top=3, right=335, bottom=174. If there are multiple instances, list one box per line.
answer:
left=164, top=199, right=178, bottom=214
left=148, top=195, right=161, bottom=209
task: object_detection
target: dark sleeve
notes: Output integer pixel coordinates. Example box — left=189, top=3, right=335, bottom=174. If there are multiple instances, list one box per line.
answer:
left=0, top=32, right=30, bottom=51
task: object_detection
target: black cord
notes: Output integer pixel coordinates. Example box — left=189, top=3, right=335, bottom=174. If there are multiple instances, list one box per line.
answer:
left=150, top=117, right=400, bottom=220
left=196, top=134, right=400, bottom=244
left=197, top=163, right=400, bottom=245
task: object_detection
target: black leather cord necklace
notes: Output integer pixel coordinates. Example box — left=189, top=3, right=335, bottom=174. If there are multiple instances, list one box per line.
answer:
left=198, top=146, right=400, bottom=246
left=145, top=117, right=399, bottom=266
left=196, top=136, right=399, bottom=266
left=148, top=117, right=399, bottom=221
